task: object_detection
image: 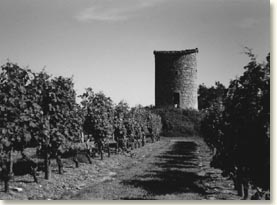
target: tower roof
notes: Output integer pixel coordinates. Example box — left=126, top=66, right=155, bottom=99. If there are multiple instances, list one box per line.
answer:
left=153, top=48, right=198, bottom=55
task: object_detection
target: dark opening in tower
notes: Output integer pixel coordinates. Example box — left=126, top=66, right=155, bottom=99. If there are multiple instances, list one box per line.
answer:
left=173, top=92, right=180, bottom=108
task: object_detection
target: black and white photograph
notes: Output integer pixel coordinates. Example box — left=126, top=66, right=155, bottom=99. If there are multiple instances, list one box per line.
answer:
left=0, top=0, right=270, bottom=201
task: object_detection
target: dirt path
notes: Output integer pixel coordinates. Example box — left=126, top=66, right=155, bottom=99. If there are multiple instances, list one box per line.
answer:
left=0, top=137, right=242, bottom=200
left=60, top=137, right=240, bottom=200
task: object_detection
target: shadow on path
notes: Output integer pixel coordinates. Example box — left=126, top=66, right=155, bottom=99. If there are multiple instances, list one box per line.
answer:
left=122, top=141, right=207, bottom=197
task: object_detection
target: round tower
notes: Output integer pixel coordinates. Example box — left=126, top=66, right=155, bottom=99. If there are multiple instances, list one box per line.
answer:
left=154, top=48, right=198, bottom=110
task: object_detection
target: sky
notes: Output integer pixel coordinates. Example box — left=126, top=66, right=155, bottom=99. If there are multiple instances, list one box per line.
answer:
left=0, top=0, right=270, bottom=106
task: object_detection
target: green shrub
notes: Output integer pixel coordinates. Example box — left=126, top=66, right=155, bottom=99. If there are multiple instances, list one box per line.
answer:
left=151, top=108, right=203, bottom=137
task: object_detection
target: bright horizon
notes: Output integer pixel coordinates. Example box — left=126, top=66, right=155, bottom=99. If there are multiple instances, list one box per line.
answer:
left=0, top=0, right=269, bottom=107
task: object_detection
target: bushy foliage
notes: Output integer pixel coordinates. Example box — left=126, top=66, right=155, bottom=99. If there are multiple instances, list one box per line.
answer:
left=79, top=91, right=163, bottom=156
left=152, top=108, right=202, bottom=137
left=201, top=52, right=270, bottom=196
left=0, top=62, right=163, bottom=191
left=114, top=101, right=129, bottom=144
left=81, top=89, right=114, bottom=141
left=0, top=63, right=41, bottom=152
left=0, top=63, right=84, bottom=187
left=198, top=82, right=227, bottom=110
left=40, top=75, right=83, bottom=146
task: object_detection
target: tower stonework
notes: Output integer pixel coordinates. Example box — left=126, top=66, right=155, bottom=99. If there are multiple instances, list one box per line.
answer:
left=154, top=48, right=198, bottom=110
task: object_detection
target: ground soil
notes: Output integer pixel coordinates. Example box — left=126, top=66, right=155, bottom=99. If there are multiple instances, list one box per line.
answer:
left=0, top=137, right=246, bottom=200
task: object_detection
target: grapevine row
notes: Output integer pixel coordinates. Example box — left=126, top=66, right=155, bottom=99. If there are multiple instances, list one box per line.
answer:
left=0, top=63, right=162, bottom=192
left=199, top=52, right=270, bottom=199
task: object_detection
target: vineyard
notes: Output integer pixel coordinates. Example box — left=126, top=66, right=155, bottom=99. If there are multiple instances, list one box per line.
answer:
left=0, top=51, right=270, bottom=200
left=200, top=51, right=270, bottom=199
left=0, top=63, right=162, bottom=194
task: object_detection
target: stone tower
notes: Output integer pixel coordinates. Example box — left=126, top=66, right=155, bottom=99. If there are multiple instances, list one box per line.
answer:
left=154, top=48, right=198, bottom=110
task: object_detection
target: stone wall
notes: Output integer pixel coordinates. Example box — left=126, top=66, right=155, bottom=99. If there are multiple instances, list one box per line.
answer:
left=154, top=48, right=198, bottom=110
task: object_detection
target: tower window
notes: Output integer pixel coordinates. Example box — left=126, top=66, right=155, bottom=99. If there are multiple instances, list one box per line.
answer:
left=173, top=92, right=180, bottom=108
